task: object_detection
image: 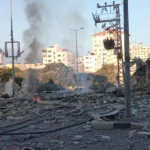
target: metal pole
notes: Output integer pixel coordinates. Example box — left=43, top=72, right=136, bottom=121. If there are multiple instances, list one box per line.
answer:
left=124, top=0, right=131, bottom=118
left=10, top=0, right=15, bottom=96
left=117, top=58, right=120, bottom=86
left=102, top=49, right=104, bottom=75
left=75, top=30, right=79, bottom=88
left=76, top=31, right=78, bottom=75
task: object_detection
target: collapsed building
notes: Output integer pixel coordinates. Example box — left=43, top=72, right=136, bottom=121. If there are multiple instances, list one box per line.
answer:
left=130, top=58, right=150, bottom=90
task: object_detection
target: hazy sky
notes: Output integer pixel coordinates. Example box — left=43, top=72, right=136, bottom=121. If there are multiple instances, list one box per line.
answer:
left=0, top=0, right=150, bottom=64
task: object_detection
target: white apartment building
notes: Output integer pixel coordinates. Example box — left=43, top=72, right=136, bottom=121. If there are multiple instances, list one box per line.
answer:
left=92, top=30, right=125, bottom=70
left=42, top=45, right=74, bottom=66
left=78, top=52, right=97, bottom=73
left=130, top=44, right=150, bottom=61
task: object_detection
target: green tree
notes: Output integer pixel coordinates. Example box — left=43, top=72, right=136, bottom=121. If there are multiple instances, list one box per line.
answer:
left=0, top=68, right=25, bottom=83
left=96, top=64, right=117, bottom=84
left=38, top=63, right=76, bottom=87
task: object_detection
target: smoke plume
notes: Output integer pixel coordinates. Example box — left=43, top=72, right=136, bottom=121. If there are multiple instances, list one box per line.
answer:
left=23, top=0, right=90, bottom=61
left=23, top=0, right=46, bottom=63
left=22, top=0, right=91, bottom=93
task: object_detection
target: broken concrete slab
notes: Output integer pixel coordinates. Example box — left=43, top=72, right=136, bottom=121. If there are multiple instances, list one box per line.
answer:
left=106, top=87, right=116, bottom=93
left=137, top=131, right=150, bottom=136
left=4, top=79, right=13, bottom=97
left=73, top=135, right=83, bottom=141
left=100, top=136, right=111, bottom=142
left=128, top=130, right=137, bottom=138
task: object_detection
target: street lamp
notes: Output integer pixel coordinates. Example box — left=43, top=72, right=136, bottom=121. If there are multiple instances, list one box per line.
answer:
left=70, top=27, right=84, bottom=88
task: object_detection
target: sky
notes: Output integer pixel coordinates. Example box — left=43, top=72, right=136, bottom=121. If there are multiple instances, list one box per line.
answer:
left=0, top=0, right=150, bottom=65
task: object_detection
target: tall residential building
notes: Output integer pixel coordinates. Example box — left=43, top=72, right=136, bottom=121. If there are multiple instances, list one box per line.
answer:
left=42, top=45, right=74, bottom=66
left=130, top=44, right=150, bottom=61
left=92, top=30, right=125, bottom=70
left=78, top=52, right=97, bottom=73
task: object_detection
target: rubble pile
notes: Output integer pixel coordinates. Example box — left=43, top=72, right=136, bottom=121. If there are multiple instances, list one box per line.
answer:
left=131, top=58, right=150, bottom=92
left=0, top=88, right=150, bottom=149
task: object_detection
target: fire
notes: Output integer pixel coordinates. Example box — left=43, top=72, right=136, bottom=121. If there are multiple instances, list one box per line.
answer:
left=37, top=96, right=40, bottom=101
left=32, top=96, right=40, bottom=101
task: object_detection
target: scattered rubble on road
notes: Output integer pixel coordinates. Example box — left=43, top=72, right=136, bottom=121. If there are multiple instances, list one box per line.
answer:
left=0, top=85, right=150, bottom=149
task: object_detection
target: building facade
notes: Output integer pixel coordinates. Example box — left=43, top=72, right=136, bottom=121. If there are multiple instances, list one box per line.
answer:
left=92, top=30, right=125, bottom=70
left=42, top=45, right=74, bottom=66
left=130, top=44, right=150, bottom=61
left=77, top=52, right=97, bottom=73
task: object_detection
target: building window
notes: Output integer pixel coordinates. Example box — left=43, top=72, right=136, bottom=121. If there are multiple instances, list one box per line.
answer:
left=54, top=56, right=55, bottom=59
left=86, top=67, right=89, bottom=69
left=42, top=50, right=47, bottom=53
left=85, top=57, right=88, bottom=59
left=48, top=55, right=51, bottom=57
left=58, top=55, right=61, bottom=57
left=48, top=51, right=51, bottom=52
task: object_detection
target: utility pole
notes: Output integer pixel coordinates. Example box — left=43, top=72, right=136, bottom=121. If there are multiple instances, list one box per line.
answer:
left=92, top=2, right=124, bottom=86
left=70, top=27, right=84, bottom=88
left=124, top=0, right=131, bottom=118
left=4, top=0, right=21, bottom=96
left=10, top=0, right=15, bottom=96
left=102, top=49, right=104, bottom=75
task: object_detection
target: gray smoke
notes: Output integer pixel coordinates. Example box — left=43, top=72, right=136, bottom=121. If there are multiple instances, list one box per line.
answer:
left=22, top=0, right=47, bottom=94
left=41, top=0, right=89, bottom=56
left=23, top=0, right=90, bottom=61
left=22, top=0, right=90, bottom=93
left=23, top=0, right=46, bottom=63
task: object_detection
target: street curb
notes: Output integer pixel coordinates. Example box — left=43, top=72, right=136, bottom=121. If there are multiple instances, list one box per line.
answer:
left=91, top=120, right=144, bottom=130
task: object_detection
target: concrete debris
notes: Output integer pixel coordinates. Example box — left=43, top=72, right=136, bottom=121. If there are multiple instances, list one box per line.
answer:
left=83, top=125, right=92, bottom=132
left=0, top=88, right=150, bottom=149
left=137, top=131, right=150, bottom=136
left=128, top=130, right=137, bottom=138
left=106, top=87, right=116, bottom=93
left=131, top=58, right=150, bottom=92
left=100, top=135, right=111, bottom=142
left=73, top=135, right=83, bottom=141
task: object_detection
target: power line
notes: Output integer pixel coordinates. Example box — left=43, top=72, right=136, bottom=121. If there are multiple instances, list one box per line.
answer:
left=0, top=35, right=10, bottom=43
